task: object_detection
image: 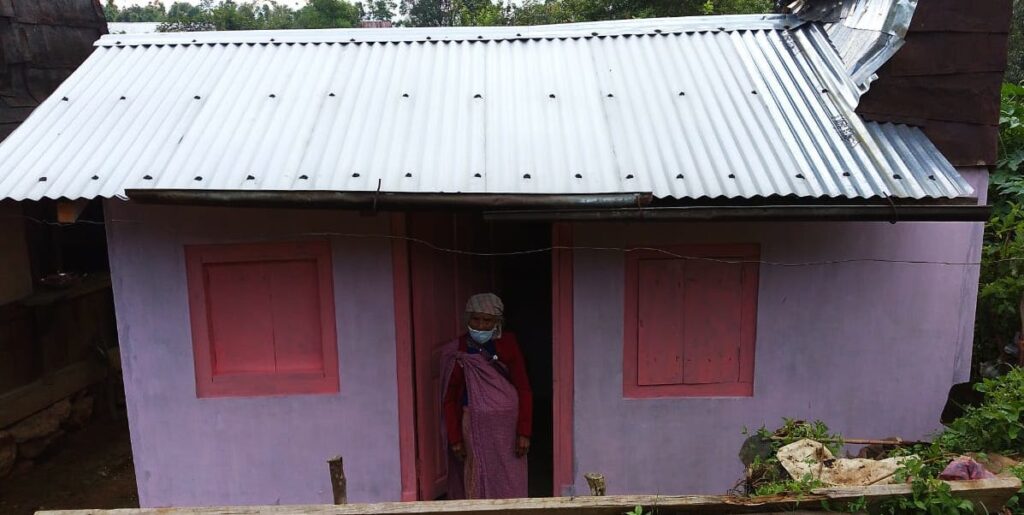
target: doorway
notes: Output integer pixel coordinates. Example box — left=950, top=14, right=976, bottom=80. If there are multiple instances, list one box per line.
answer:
left=490, top=222, right=553, bottom=498
left=403, top=214, right=554, bottom=499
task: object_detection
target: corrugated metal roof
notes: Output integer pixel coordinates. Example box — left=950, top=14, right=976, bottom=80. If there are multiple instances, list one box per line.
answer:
left=0, top=14, right=971, bottom=202
left=787, top=0, right=919, bottom=90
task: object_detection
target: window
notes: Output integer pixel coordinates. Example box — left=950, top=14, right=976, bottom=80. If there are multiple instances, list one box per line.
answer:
left=623, top=244, right=758, bottom=398
left=185, top=241, right=339, bottom=398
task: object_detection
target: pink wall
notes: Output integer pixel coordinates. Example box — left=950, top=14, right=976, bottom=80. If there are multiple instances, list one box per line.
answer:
left=104, top=201, right=402, bottom=507
left=570, top=170, right=988, bottom=495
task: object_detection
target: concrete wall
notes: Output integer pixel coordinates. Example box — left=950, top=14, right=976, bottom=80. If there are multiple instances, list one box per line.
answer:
left=571, top=171, right=988, bottom=495
left=0, top=202, right=32, bottom=304
left=104, top=201, right=402, bottom=507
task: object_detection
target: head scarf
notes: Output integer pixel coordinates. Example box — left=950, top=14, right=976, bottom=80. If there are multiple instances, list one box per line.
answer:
left=465, top=293, right=504, bottom=338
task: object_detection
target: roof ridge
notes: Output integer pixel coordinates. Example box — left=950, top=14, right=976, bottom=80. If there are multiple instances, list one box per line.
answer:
left=95, top=14, right=805, bottom=47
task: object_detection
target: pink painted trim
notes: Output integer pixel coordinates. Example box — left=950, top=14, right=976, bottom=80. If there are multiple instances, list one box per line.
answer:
left=184, top=240, right=339, bottom=398
left=551, top=223, right=574, bottom=496
left=622, top=243, right=759, bottom=399
left=390, top=214, right=418, bottom=502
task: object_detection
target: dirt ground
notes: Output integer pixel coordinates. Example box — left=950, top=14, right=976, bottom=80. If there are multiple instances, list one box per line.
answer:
left=0, top=414, right=139, bottom=515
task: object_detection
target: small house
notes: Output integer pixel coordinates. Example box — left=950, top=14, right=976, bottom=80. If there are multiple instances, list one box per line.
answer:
left=0, top=0, right=1010, bottom=507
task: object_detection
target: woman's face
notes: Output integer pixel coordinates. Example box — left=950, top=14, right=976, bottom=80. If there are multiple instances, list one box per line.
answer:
left=468, top=312, right=499, bottom=331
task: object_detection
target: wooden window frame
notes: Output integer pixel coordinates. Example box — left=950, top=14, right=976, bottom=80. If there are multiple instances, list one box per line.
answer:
left=185, top=240, right=339, bottom=398
left=623, top=243, right=759, bottom=399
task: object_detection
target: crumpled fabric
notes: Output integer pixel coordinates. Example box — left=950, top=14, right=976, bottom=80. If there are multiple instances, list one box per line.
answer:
left=939, top=456, right=996, bottom=481
left=441, top=339, right=526, bottom=499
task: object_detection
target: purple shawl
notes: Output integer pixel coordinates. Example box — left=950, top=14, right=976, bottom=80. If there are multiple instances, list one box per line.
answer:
left=441, top=338, right=528, bottom=499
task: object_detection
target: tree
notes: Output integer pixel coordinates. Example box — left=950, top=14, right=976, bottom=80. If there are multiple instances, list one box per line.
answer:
left=103, top=0, right=120, bottom=22
left=160, top=0, right=215, bottom=31
left=296, top=0, right=362, bottom=29
left=358, top=0, right=397, bottom=22
left=112, top=1, right=167, bottom=22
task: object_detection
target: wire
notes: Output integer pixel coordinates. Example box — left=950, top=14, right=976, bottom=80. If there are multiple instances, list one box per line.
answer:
left=6, top=215, right=1003, bottom=268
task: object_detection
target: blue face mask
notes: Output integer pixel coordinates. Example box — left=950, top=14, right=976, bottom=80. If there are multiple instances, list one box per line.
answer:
left=468, top=327, right=495, bottom=344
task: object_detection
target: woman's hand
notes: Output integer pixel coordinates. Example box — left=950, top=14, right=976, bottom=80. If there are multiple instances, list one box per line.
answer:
left=451, top=442, right=467, bottom=461
left=515, top=436, right=530, bottom=457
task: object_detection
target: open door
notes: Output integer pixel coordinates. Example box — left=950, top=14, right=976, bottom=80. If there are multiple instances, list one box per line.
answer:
left=407, top=213, right=491, bottom=500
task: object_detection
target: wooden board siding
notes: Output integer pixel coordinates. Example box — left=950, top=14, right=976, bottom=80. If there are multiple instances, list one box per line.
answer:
left=0, top=0, right=106, bottom=142
left=857, top=0, right=1013, bottom=167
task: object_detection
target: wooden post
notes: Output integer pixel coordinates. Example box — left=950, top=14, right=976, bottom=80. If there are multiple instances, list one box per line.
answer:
left=328, top=455, right=347, bottom=504
left=584, top=473, right=606, bottom=496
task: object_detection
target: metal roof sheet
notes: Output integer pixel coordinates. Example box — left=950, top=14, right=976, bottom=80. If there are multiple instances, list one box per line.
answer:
left=0, top=15, right=971, bottom=202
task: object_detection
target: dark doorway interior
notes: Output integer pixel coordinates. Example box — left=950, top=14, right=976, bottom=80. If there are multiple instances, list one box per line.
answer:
left=490, top=222, right=553, bottom=498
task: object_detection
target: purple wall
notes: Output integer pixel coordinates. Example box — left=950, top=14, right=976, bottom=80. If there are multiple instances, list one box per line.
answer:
left=104, top=201, right=402, bottom=507
left=570, top=170, right=988, bottom=496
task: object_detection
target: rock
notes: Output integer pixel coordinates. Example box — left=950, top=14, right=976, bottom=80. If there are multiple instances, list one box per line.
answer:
left=67, top=394, right=94, bottom=428
left=7, top=399, right=71, bottom=442
left=0, top=431, right=15, bottom=477
left=18, top=430, right=64, bottom=459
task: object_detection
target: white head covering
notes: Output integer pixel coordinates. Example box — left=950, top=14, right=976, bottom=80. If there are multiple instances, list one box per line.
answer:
left=465, top=293, right=504, bottom=317
left=465, top=293, right=504, bottom=338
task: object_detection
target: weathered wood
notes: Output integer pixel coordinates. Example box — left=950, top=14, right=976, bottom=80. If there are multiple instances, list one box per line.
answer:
left=33, top=478, right=1022, bottom=515
left=813, top=478, right=1022, bottom=513
left=0, top=359, right=106, bottom=428
left=584, top=473, right=605, bottom=496
left=328, top=456, right=347, bottom=505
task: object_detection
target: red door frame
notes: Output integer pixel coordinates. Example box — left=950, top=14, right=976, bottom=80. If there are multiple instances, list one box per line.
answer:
left=390, top=213, right=418, bottom=501
left=392, top=216, right=576, bottom=499
left=551, top=222, right=575, bottom=496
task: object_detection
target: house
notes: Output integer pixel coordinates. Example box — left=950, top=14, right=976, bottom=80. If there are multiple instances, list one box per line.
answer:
left=0, top=0, right=1011, bottom=507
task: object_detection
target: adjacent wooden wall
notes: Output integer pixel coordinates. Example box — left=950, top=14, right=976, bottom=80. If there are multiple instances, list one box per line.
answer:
left=857, top=0, right=1014, bottom=167
left=0, top=0, right=107, bottom=142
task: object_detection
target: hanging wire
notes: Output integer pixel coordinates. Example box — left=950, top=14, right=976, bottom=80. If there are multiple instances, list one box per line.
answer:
left=6, top=214, right=1003, bottom=268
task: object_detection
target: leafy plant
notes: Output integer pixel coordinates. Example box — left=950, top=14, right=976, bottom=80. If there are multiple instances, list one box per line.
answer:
left=975, top=83, right=1024, bottom=371
left=741, top=419, right=843, bottom=496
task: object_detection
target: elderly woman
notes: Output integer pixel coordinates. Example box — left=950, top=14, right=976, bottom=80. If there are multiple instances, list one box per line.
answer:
left=441, top=293, right=533, bottom=499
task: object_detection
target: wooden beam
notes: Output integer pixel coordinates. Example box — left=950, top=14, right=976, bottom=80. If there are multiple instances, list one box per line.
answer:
left=33, top=478, right=1021, bottom=515
left=0, top=359, right=107, bottom=428
left=328, top=456, right=347, bottom=505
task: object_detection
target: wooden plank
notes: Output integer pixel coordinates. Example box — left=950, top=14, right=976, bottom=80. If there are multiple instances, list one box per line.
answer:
left=0, top=359, right=106, bottom=428
left=636, top=259, right=685, bottom=386
left=883, top=33, right=1010, bottom=76
left=34, top=478, right=1021, bottom=515
left=681, top=260, right=741, bottom=385
left=859, top=73, right=1005, bottom=126
left=908, top=0, right=1012, bottom=33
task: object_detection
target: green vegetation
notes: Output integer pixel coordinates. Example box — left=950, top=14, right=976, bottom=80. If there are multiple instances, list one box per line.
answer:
left=103, top=0, right=370, bottom=30
left=101, top=0, right=772, bottom=31
left=749, top=369, right=1024, bottom=514
left=976, top=84, right=1024, bottom=370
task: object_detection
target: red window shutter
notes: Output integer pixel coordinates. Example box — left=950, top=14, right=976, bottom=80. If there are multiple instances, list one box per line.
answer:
left=624, top=244, right=758, bottom=398
left=636, top=259, right=685, bottom=386
left=266, top=259, right=327, bottom=373
left=205, top=262, right=276, bottom=374
left=681, top=259, right=742, bottom=385
left=186, top=241, right=339, bottom=398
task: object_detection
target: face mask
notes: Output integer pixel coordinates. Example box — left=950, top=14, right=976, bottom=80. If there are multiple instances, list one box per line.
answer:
left=468, top=327, right=495, bottom=344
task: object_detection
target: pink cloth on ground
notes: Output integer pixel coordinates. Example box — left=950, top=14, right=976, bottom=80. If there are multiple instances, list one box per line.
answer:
left=938, top=456, right=996, bottom=480
left=441, top=339, right=528, bottom=499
